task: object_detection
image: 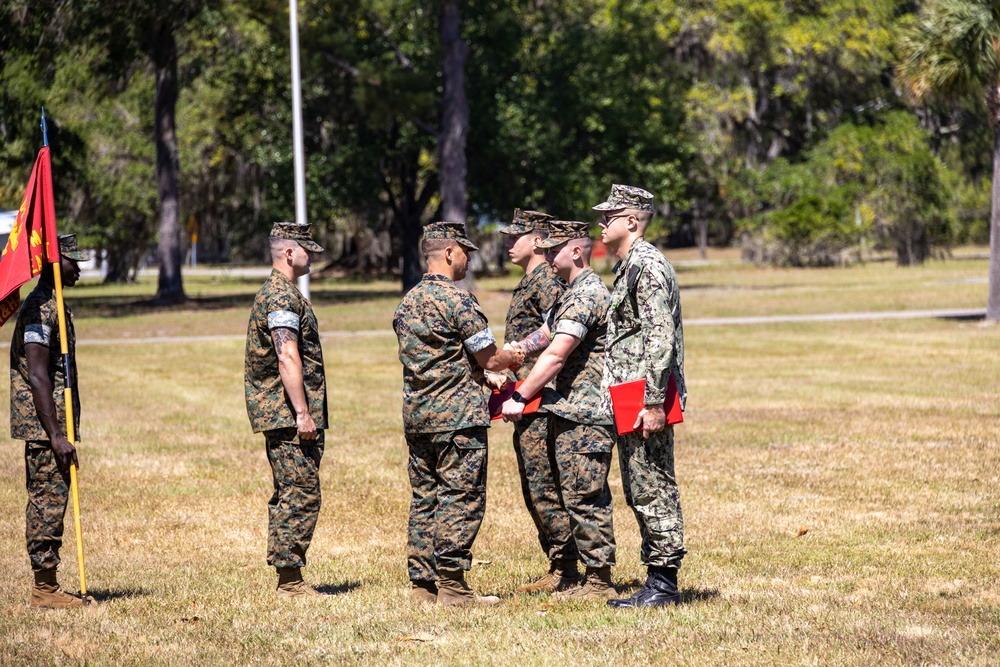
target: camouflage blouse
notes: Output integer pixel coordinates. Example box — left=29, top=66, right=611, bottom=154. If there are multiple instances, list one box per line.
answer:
left=504, top=262, right=565, bottom=380
left=393, top=274, right=494, bottom=434
left=601, top=239, right=687, bottom=413
left=244, top=270, right=328, bottom=433
left=543, top=268, right=613, bottom=426
left=9, top=282, right=81, bottom=442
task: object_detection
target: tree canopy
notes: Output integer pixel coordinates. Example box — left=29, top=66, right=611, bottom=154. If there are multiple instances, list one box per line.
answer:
left=0, top=0, right=996, bottom=293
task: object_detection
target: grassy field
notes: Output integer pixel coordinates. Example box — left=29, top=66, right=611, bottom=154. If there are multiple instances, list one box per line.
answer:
left=0, top=252, right=997, bottom=666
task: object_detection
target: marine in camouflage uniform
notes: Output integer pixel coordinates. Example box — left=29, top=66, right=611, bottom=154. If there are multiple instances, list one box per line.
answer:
left=10, top=235, right=90, bottom=608
left=393, top=221, right=523, bottom=606
left=497, top=209, right=578, bottom=590
left=596, top=184, right=687, bottom=608
left=245, top=222, right=327, bottom=597
left=503, top=221, right=618, bottom=600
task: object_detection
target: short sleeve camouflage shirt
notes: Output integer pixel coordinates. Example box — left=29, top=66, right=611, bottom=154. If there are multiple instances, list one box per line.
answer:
left=600, top=239, right=687, bottom=414
left=543, top=268, right=613, bottom=425
left=245, top=270, right=328, bottom=433
left=504, top=262, right=565, bottom=380
left=9, top=282, right=81, bottom=442
left=393, top=274, right=494, bottom=434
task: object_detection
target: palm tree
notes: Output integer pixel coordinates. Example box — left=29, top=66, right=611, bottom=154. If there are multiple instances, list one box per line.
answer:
left=899, top=0, right=1000, bottom=321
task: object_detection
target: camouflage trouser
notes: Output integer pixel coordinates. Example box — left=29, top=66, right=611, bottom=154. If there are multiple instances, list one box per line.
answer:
left=618, top=426, right=686, bottom=568
left=406, top=427, right=487, bottom=582
left=550, top=416, right=616, bottom=569
left=25, top=442, right=70, bottom=572
left=265, top=428, right=324, bottom=569
left=513, top=414, right=578, bottom=563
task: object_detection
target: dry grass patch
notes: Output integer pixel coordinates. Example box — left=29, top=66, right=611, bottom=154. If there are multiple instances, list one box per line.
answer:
left=0, top=256, right=996, bottom=665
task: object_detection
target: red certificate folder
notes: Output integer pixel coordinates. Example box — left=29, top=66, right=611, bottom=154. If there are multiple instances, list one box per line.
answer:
left=608, top=374, right=683, bottom=436
left=489, top=381, right=542, bottom=421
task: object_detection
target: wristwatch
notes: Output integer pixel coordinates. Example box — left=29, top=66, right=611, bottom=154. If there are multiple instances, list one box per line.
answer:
left=511, top=391, right=528, bottom=404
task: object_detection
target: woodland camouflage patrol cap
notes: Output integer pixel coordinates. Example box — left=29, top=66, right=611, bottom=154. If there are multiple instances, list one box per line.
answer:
left=270, top=222, right=324, bottom=253
left=423, top=221, right=479, bottom=251
left=58, top=235, right=89, bottom=261
left=592, top=184, right=655, bottom=212
left=534, top=220, right=590, bottom=249
left=498, top=208, right=554, bottom=235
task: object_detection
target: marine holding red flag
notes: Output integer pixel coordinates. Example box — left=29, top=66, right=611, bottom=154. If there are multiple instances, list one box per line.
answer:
left=4, top=142, right=93, bottom=608
left=0, top=146, right=61, bottom=329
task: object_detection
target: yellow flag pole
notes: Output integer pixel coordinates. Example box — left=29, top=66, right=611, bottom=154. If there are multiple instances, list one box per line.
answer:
left=50, top=258, right=86, bottom=595
left=40, top=109, right=85, bottom=595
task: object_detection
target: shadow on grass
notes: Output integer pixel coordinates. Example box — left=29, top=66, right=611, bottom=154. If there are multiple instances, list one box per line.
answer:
left=66, top=290, right=402, bottom=319
left=937, top=312, right=986, bottom=322
left=614, top=581, right=721, bottom=604
left=681, top=587, right=721, bottom=603
left=86, top=587, right=154, bottom=602
left=314, top=580, right=362, bottom=596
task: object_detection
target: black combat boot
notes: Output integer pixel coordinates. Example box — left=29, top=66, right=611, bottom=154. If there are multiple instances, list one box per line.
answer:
left=607, top=566, right=680, bottom=608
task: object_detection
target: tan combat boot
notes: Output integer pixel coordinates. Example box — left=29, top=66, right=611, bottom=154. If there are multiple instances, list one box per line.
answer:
left=30, top=568, right=87, bottom=609
left=515, top=559, right=580, bottom=594
left=553, top=566, right=616, bottom=602
left=276, top=567, right=320, bottom=598
left=410, top=580, right=438, bottom=604
left=436, top=569, right=501, bottom=607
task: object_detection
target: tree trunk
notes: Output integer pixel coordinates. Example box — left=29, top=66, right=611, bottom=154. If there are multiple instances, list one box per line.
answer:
left=398, top=154, right=435, bottom=293
left=439, top=0, right=473, bottom=290
left=104, top=244, right=141, bottom=283
left=694, top=200, right=707, bottom=260
left=152, top=27, right=186, bottom=304
left=401, top=210, right=423, bottom=292
left=988, top=121, right=1000, bottom=321
left=439, top=0, right=468, bottom=223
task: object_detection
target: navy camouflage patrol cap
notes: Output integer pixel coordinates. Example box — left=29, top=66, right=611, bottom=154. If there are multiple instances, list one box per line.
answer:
left=534, top=220, right=590, bottom=249
left=270, top=222, right=324, bottom=253
left=58, top=234, right=89, bottom=261
left=498, top=208, right=554, bottom=235
left=592, top=184, right=654, bottom=212
left=423, top=221, right=479, bottom=252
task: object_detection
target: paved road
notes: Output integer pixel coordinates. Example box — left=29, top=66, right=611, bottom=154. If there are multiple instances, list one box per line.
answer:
left=0, top=307, right=984, bottom=348
left=683, top=308, right=986, bottom=327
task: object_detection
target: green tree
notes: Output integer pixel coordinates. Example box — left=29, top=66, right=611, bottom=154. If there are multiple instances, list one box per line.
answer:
left=465, top=0, right=688, bottom=227
left=177, top=1, right=296, bottom=264
left=302, top=0, right=443, bottom=290
left=898, top=0, right=1000, bottom=320
left=680, top=0, right=903, bottom=252
left=87, top=0, right=219, bottom=302
left=302, top=0, right=691, bottom=290
left=1, top=0, right=221, bottom=295
left=741, top=113, right=954, bottom=266
left=0, top=1, right=157, bottom=280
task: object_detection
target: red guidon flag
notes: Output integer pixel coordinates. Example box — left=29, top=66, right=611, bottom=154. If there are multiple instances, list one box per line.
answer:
left=0, top=146, right=61, bottom=329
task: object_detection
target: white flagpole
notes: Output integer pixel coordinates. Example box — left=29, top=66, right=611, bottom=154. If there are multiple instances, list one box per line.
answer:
left=289, top=0, right=310, bottom=300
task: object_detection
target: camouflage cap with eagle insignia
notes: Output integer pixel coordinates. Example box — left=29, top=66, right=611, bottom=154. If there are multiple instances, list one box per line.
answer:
left=270, top=222, right=324, bottom=253
left=422, top=221, right=479, bottom=251
left=58, top=234, right=89, bottom=261
left=534, top=220, right=590, bottom=249
left=498, top=208, right=555, bottom=235
left=592, top=184, right=655, bottom=212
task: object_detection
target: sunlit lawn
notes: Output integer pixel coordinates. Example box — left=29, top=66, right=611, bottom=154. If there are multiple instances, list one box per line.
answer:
left=0, top=251, right=996, bottom=665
